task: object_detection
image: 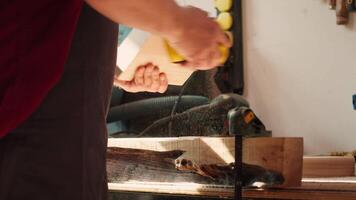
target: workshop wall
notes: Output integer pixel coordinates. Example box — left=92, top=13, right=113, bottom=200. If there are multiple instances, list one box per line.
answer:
left=176, top=0, right=355, bottom=154
left=176, top=0, right=217, bottom=17
left=242, top=0, right=356, bottom=154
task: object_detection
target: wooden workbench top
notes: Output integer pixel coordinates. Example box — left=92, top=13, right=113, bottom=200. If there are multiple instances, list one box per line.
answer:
left=109, top=176, right=356, bottom=200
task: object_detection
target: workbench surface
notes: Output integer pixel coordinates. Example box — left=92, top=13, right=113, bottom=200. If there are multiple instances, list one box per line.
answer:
left=109, top=176, right=356, bottom=200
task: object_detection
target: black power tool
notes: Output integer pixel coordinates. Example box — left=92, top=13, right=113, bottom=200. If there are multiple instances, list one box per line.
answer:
left=137, top=93, right=271, bottom=138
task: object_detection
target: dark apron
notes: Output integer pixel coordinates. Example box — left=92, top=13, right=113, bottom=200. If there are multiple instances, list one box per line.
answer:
left=0, top=4, right=118, bottom=200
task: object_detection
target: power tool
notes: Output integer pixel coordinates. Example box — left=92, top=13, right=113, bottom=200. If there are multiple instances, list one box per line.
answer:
left=136, top=93, right=271, bottom=138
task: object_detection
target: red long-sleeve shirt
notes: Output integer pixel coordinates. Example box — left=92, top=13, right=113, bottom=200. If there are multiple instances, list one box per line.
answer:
left=0, top=1, right=83, bottom=138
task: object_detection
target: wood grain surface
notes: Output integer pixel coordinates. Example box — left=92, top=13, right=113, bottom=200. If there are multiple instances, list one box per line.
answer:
left=108, top=136, right=303, bottom=187
left=303, top=156, right=355, bottom=178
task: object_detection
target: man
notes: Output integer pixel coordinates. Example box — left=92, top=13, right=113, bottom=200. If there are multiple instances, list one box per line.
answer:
left=0, top=1, right=231, bottom=200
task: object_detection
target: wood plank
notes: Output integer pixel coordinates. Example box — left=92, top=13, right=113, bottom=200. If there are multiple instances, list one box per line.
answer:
left=243, top=188, right=356, bottom=200
left=117, top=34, right=194, bottom=86
left=108, top=155, right=356, bottom=198
left=108, top=136, right=303, bottom=187
left=107, top=147, right=285, bottom=187
left=303, top=156, right=355, bottom=178
left=302, top=176, right=356, bottom=191
left=107, top=147, right=214, bottom=184
left=109, top=182, right=234, bottom=197
left=109, top=179, right=356, bottom=200
left=243, top=137, right=304, bottom=187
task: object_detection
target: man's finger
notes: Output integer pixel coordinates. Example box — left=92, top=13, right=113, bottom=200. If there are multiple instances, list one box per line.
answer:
left=206, top=48, right=222, bottom=69
left=151, top=67, right=161, bottom=91
left=134, top=66, right=145, bottom=85
left=218, top=30, right=233, bottom=48
left=158, top=73, right=168, bottom=93
left=144, top=64, right=154, bottom=87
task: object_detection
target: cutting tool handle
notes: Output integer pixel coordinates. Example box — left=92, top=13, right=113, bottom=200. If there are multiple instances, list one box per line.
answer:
left=164, top=41, right=230, bottom=65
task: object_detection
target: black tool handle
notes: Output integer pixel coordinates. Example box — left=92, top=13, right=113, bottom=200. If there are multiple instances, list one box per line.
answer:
left=228, top=107, right=243, bottom=200
left=234, top=135, right=243, bottom=200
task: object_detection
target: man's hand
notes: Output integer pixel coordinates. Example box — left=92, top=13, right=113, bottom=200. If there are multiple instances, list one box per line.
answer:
left=85, top=0, right=232, bottom=70
left=114, top=63, right=168, bottom=93
left=166, top=7, right=232, bottom=70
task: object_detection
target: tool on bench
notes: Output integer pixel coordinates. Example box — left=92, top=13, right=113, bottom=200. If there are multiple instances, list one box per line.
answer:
left=135, top=93, right=272, bottom=138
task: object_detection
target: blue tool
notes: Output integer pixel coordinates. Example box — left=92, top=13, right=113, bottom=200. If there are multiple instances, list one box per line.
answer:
left=353, top=94, right=356, bottom=110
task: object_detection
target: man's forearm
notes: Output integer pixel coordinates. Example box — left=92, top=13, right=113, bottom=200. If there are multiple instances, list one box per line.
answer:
left=85, top=0, right=184, bottom=39
left=86, top=0, right=228, bottom=70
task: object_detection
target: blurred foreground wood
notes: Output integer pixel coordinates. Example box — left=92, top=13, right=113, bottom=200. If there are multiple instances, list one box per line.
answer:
left=108, top=137, right=303, bottom=187
left=108, top=137, right=356, bottom=199
left=109, top=177, right=356, bottom=200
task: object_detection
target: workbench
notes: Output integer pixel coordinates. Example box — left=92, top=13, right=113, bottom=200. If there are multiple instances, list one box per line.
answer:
left=107, top=137, right=356, bottom=199
left=109, top=176, right=356, bottom=200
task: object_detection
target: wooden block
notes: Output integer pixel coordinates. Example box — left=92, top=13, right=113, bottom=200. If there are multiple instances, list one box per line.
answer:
left=117, top=32, right=194, bottom=86
left=109, top=177, right=356, bottom=199
left=302, top=176, right=356, bottom=191
left=108, top=136, right=303, bottom=187
left=303, top=156, right=355, bottom=178
left=109, top=137, right=233, bottom=165
left=243, top=137, right=304, bottom=187
left=244, top=187, right=356, bottom=200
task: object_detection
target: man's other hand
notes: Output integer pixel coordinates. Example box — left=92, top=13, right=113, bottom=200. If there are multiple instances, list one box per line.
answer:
left=114, top=63, right=168, bottom=93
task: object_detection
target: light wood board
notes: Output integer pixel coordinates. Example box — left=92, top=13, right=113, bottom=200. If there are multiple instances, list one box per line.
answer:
left=117, top=35, right=194, bottom=86
left=303, top=156, right=355, bottom=178
left=302, top=176, right=356, bottom=191
left=108, top=136, right=304, bottom=187
left=109, top=177, right=356, bottom=200
left=243, top=137, right=304, bottom=187
left=243, top=187, right=356, bottom=200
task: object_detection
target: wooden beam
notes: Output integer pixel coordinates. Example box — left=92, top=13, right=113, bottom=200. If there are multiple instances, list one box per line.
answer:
left=303, top=156, right=355, bottom=178
left=244, top=188, right=356, bottom=200
left=243, top=137, right=303, bottom=187
left=108, top=136, right=303, bottom=187
left=109, top=179, right=356, bottom=200
left=302, top=176, right=356, bottom=191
